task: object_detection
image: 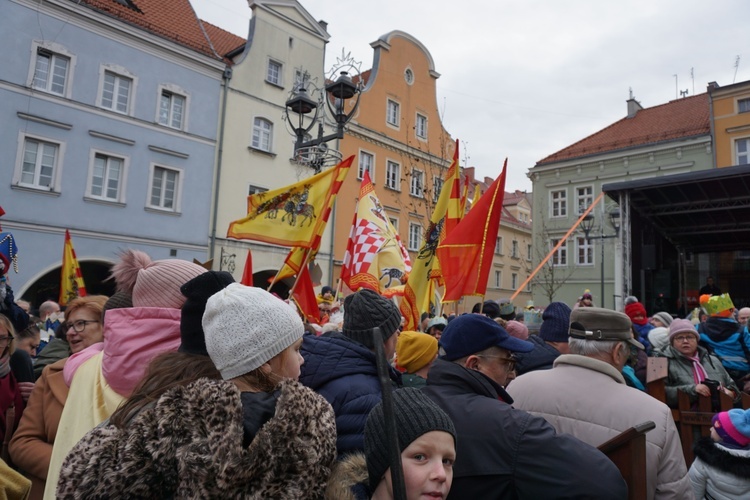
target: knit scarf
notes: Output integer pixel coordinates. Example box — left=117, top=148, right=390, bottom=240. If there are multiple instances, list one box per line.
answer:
left=0, top=351, right=10, bottom=378
left=685, top=353, right=708, bottom=385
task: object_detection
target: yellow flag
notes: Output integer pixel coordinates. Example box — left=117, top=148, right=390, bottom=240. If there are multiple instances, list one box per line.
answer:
left=400, top=140, right=460, bottom=329
left=59, top=230, right=86, bottom=306
left=470, top=184, right=481, bottom=211
left=228, top=156, right=353, bottom=248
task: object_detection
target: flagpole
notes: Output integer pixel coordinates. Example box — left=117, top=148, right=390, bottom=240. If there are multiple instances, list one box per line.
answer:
left=510, top=192, right=604, bottom=301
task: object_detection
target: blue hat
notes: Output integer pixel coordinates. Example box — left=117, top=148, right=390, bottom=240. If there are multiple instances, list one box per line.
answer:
left=439, top=314, right=533, bottom=360
left=539, top=302, right=572, bottom=343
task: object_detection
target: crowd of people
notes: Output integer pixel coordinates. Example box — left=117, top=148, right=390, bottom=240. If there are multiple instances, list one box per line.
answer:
left=1, top=254, right=750, bottom=499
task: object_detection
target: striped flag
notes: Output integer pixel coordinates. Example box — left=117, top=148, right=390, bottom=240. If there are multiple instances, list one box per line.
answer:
left=59, top=230, right=86, bottom=306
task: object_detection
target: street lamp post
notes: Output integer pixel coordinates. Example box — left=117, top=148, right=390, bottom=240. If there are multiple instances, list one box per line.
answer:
left=581, top=209, right=621, bottom=309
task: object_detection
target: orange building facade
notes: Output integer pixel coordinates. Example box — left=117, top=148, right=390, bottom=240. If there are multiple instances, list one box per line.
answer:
left=709, top=79, right=750, bottom=168
left=332, top=31, right=455, bottom=293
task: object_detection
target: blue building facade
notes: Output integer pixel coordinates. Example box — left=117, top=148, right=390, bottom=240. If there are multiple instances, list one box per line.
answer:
left=1, top=0, right=225, bottom=305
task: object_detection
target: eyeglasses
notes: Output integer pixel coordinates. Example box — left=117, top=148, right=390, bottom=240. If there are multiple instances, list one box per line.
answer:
left=66, top=320, right=99, bottom=333
left=0, top=333, right=14, bottom=346
left=477, top=354, right=517, bottom=372
left=674, top=335, right=697, bottom=343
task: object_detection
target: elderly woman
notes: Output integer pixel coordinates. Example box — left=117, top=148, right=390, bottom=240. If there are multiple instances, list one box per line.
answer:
left=657, top=319, right=740, bottom=408
left=9, top=296, right=106, bottom=499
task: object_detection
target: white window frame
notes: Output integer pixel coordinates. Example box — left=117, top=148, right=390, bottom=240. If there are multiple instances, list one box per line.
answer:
left=738, top=98, right=750, bottom=114
left=97, top=64, right=136, bottom=115
left=551, top=238, right=568, bottom=267
left=495, top=236, right=504, bottom=255
left=266, top=59, right=283, bottom=86
left=410, top=168, right=424, bottom=198
left=157, top=84, right=189, bottom=131
left=432, top=176, right=444, bottom=203
left=146, top=164, right=183, bottom=213
left=86, top=149, right=128, bottom=203
left=415, top=113, right=427, bottom=139
left=248, top=184, right=267, bottom=196
left=386, top=99, right=400, bottom=128
left=576, top=237, right=594, bottom=266
left=511, top=273, right=518, bottom=289
left=252, top=117, right=274, bottom=152
left=526, top=243, right=533, bottom=261
left=28, top=41, right=76, bottom=99
left=385, top=159, right=400, bottom=190
left=389, top=217, right=399, bottom=231
left=511, top=240, right=519, bottom=258
left=550, top=189, right=567, bottom=218
left=358, top=150, right=375, bottom=180
left=408, top=222, right=422, bottom=251
left=13, top=132, right=65, bottom=192
left=576, top=185, right=594, bottom=215
left=736, top=137, right=750, bottom=165
left=494, top=270, right=502, bottom=289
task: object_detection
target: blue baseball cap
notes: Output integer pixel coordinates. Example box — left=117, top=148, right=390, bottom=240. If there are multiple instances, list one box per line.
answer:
left=439, top=314, right=534, bottom=360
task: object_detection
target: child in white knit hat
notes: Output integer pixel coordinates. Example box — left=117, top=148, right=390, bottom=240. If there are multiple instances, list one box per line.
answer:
left=57, top=284, right=337, bottom=498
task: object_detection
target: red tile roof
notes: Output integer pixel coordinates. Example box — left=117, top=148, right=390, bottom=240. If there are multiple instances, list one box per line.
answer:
left=201, top=20, right=246, bottom=61
left=77, top=0, right=220, bottom=59
left=537, top=93, right=710, bottom=166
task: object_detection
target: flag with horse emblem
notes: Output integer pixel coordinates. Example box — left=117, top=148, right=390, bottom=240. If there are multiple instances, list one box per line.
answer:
left=227, top=156, right=354, bottom=247
left=341, top=171, right=411, bottom=294
left=59, top=230, right=87, bottom=306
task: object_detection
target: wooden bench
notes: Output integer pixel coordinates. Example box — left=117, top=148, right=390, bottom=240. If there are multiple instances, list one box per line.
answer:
left=598, top=421, right=655, bottom=500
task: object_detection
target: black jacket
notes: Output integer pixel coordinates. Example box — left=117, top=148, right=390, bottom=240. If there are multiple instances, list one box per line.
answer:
left=513, top=334, right=560, bottom=376
left=422, top=359, right=627, bottom=500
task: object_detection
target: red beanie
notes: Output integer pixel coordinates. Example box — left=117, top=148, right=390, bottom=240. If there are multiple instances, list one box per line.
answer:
left=624, top=302, right=648, bottom=326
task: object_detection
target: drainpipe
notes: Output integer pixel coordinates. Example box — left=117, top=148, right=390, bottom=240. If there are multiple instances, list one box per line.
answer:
left=209, top=67, right=232, bottom=260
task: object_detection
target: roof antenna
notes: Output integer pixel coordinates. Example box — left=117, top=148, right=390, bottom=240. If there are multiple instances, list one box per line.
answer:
left=691, top=68, right=694, bottom=96
left=734, top=55, right=741, bottom=84
left=629, top=87, right=633, bottom=100
left=673, top=74, right=678, bottom=100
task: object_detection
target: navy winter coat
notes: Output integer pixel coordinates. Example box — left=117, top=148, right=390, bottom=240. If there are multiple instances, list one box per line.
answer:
left=299, top=333, right=401, bottom=456
left=513, top=334, right=560, bottom=376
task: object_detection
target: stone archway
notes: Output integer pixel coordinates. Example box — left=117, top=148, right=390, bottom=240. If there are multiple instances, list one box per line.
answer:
left=20, top=260, right=116, bottom=310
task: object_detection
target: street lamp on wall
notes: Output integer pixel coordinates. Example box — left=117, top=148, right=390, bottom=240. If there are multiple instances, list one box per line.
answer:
left=581, top=208, right=621, bottom=308
left=284, top=53, right=363, bottom=173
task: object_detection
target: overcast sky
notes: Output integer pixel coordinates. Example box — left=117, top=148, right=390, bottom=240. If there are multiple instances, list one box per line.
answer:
left=192, top=0, right=749, bottom=191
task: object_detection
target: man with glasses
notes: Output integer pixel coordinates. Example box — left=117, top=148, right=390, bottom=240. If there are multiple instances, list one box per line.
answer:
left=422, top=314, right=627, bottom=499
left=508, top=307, right=692, bottom=500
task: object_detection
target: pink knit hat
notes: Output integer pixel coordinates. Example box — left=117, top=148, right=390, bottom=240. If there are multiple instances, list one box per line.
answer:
left=505, top=320, right=529, bottom=340
left=110, top=249, right=207, bottom=309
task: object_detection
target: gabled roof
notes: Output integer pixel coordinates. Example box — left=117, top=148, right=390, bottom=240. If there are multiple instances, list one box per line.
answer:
left=201, top=20, right=246, bottom=61
left=75, top=0, right=220, bottom=59
left=537, top=93, right=710, bottom=166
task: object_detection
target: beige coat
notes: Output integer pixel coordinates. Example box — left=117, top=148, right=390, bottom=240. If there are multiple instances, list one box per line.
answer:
left=507, top=354, right=693, bottom=500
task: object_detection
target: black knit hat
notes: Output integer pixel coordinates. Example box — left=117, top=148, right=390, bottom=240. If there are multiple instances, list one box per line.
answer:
left=101, top=290, right=133, bottom=323
left=179, top=271, right=234, bottom=356
left=342, top=289, right=401, bottom=348
left=364, top=388, right=456, bottom=491
left=539, top=302, right=572, bottom=343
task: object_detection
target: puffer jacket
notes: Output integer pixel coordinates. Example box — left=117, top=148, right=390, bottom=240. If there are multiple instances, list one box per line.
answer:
left=508, top=355, right=692, bottom=500
left=698, top=318, right=750, bottom=377
left=300, top=332, right=401, bottom=456
left=689, top=437, right=750, bottom=500
left=56, top=378, right=337, bottom=499
left=654, top=345, right=740, bottom=408
left=512, top=334, right=559, bottom=375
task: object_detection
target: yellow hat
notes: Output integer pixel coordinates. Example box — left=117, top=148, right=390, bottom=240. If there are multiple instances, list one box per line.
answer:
left=396, top=330, right=438, bottom=374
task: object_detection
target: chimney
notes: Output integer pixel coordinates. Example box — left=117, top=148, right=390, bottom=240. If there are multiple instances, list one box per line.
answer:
left=627, top=98, right=643, bottom=118
left=318, top=20, right=328, bottom=32
left=707, top=81, right=720, bottom=93
left=463, top=166, right=475, bottom=182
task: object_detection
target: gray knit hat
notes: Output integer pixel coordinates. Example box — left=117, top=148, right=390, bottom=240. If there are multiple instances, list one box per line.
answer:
left=203, top=283, right=303, bottom=380
left=342, top=289, right=401, bottom=348
left=364, top=388, right=456, bottom=491
left=651, top=311, right=673, bottom=327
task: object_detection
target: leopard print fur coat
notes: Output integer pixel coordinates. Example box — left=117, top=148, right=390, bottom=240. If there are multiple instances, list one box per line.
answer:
left=56, top=378, right=337, bottom=499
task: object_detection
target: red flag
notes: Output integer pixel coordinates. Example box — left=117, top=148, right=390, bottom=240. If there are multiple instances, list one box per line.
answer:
left=241, top=250, right=253, bottom=286
left=291, top=265, right=320, bottom=325
left=437, top=160, right=507, bottom=302
left=59, top=230, right=87, bottom=305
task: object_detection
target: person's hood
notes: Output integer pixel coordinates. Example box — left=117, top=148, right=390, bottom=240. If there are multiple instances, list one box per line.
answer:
left=101, top=307, right=181, bottom=397
left=701, top=316, right=740, bottom=342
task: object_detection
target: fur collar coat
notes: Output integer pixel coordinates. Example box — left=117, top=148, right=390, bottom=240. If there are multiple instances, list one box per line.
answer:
left=56, top=378, right=337, bottom=499
left=689, top=437, right=750, bottom=500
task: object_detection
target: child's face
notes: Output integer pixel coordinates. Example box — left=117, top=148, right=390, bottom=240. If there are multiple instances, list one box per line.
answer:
left=268, top=338, right=304, bottom=381
left=710, top=425, right=721, bottom=443
left=375, top=431, right=455, bottom=500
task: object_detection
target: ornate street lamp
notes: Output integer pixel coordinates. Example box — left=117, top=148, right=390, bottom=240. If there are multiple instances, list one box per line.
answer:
left=581, top=208, right=621, bottom=308
left=285, top=52, right=363, bottom=173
